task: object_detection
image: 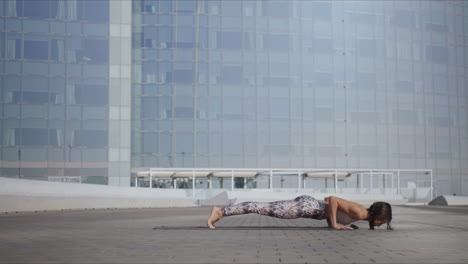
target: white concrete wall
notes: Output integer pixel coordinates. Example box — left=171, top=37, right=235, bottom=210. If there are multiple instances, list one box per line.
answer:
left=0, top=178, right=195, bottom=213
left=0, top=177, right=409, bottom=213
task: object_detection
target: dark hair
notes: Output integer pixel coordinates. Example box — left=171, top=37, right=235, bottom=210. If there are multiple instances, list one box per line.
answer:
left=367, top=202, right=393, bottom=230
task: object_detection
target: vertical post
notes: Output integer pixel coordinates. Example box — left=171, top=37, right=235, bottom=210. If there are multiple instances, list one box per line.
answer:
left=430, top=169, right=433, bottom=201
left=192, top=169, right=195, bottom=197
left=231, top=169, right=234, bottom=191
left=298, top=170, right=301, bottom=193
left=391, top=172, right=394, bottom=191
left=209, top=177, right=212, bottom=189
left=370, top=170, right=373, bottom=193
left=150, top=172, right=153, bottom=189
left=359, top=174, right=362, bottom=194
left=244, top=177, right=247, bottom=189
left=334, top=169, right=338, bottom=194
left=269, top=170, right=273, bottom=191
left=174, top=178, right=177, bottom=189
left=135, top=176, right=138, bottom=188
left=303, top=175, right=306, bottom=189
left=397, top=170, right=400, bottom=195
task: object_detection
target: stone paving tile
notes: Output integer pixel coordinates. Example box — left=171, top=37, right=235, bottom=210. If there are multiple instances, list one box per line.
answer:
left=1, top=206, right=468, bottom=263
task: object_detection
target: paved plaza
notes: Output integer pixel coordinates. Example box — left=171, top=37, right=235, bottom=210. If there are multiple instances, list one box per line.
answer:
left=1, top=205, right=468, bottom=263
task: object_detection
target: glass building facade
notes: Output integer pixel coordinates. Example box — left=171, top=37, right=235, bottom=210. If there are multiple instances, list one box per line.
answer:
left=131, top=0, right=468, bottom=195
left=0, top=0, right=131, bottom=186
left=1, top=0, right=468, bottom=196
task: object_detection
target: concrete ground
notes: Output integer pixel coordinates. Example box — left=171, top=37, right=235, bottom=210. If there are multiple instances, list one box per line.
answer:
left=1, top=205, right=467, bottom=264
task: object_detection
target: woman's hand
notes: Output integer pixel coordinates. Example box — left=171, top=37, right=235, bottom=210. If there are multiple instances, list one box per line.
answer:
left=333, top=224, right=354, bottom=230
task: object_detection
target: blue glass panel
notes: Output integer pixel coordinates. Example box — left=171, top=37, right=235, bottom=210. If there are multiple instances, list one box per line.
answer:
left=75, top=84, right=108, bottom=105
left=24, top=40, right=48, bottom=60
left=23, top=0, right=50, bottom=19
left=74, top=130, right=108, bottom=148
left=81, top=1, right=109, bottom=22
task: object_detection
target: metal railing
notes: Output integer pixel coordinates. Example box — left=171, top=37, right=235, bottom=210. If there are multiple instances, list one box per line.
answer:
left=136, top=168, right=433, bottom=203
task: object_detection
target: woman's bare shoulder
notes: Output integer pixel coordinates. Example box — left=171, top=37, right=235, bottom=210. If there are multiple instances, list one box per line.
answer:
left=327, top=196, right=368, bottom=218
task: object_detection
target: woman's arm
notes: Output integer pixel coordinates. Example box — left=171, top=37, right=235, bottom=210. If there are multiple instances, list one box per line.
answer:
left=327, top=196, right=353, bottom=230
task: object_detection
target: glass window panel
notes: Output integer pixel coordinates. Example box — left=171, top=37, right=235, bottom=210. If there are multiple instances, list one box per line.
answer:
left=357, top=39, right=376, bottom=57
left=143, top=132, right=157, bottom=153
left=73, top=130, right=108, bottom=148
left=175, top=132, right=193, bottom=153
left=75, top=84, right=108, bottom=105
left=83, top=38, right=108, bottom=64
left=81, top=1, right=109, bottom=22
left=263, top=34, right=289, bottom=51
left=217, top=31, right=243, bottom=50
left=223, top=133, right=242, bottom=153
left=83, top=24, right=108, bottom=36
left=220, top=66, right=242, bottom=84
left=82, top=149, right=107, bottom=162
left=142, top=97, right=157, bottom=119
left=49, top=105, right=65, bottom=119
left=83, top=106, right=107, bottom=120
left=302, top=1, right=331, bottom=20
left=23, top=0, right=50, bottom=19
left=222, top=1, right=242, bottom=17
left=50, top=22, right=66, bottom=33
left=66, top=22, right=81, bottom=35
left=5, top=104, right=20, bottom=117
left=23, top=62, right=48, bottom=75
left=426, top=45, right=449, bottom=64
left=6, top=19, right=21, bottom=31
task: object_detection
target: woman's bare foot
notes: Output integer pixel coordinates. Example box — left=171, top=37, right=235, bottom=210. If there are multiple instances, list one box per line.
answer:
left=207, top=206, right=223, bottom=229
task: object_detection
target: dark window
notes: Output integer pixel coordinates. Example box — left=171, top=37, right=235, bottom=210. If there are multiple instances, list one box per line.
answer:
left=24, top=40, right=48, bottom=60
left=75, top=84, right=108, bottom=105
left=264, top=34, right=289, bottom=51
left=426, top=45, right=449, bottom=64
left=23, top=0, right=50, bottom=19
left=74, top=130, right=108, bottom=148
left=83, top=39, right=108, bottom=63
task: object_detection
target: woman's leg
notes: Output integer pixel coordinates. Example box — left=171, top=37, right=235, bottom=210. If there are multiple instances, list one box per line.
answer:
left=207, top=199, right=301, bottom=229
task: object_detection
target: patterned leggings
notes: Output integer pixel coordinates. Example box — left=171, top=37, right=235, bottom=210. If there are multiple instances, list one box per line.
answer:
left=221, top=195, right=325, bottom=220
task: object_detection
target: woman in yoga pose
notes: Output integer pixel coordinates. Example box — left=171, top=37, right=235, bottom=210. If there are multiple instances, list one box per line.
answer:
left=207, top=195, right=392, bottom=230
